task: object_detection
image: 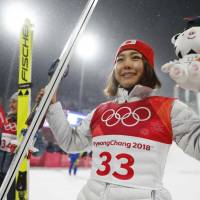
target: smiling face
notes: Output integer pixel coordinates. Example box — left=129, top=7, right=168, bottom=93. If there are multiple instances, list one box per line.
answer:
left=114, top=50, right=144, bottom=89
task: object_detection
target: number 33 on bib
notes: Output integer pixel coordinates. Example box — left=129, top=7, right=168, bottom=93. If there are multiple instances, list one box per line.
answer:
left=91, top=135, right=170, bottom=190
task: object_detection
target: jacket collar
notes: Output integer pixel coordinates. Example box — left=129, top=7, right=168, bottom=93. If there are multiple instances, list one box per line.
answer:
left=116, top=85, right=154, bottom=103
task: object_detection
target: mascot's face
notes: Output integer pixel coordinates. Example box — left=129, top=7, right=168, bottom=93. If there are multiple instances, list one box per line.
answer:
left=172, top=27, right=200, bottom=58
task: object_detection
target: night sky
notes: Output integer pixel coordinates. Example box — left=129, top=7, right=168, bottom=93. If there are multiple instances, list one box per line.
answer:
left=0, top=0, right=199, bottom=112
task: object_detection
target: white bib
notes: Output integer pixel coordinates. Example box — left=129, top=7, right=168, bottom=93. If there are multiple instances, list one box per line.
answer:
left=91, top=135, right=170, bottom=189
left=0, top=133, right=17, bottom=152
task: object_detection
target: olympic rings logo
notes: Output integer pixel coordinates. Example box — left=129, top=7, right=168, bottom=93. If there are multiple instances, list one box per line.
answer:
left=101, top=106, right=151, bottom=127
left=4, top=122, right=16, bottom=132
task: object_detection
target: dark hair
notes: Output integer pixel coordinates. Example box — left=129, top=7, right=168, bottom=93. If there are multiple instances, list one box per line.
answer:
left=103, top=58, right=161, bottom=97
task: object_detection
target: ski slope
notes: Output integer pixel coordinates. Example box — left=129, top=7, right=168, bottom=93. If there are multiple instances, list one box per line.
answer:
left=30, top=143, right=200, bottom=200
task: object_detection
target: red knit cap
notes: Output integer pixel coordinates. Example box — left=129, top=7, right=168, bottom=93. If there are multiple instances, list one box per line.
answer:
left=115, top=39, right=154, bottom=67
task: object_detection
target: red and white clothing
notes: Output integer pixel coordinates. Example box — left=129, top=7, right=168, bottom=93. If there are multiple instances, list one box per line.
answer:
left=0, top=118, right=17, bottom=153
left=0, top=115, right=17, bottom=174
left=46, top=85, right=200, bottom=200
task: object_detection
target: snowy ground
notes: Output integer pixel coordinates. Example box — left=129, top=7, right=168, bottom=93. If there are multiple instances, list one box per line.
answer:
left=30, top=143, right=200, bottom=200
left=30, top=168, right=89, bottom=200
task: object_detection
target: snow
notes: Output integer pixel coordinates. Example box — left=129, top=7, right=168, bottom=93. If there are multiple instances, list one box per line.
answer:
left=30, top=168, right=89, bottom=200
left=163, top=143, right=200, bottom=200
left=30, top=143, right=200, bottom=200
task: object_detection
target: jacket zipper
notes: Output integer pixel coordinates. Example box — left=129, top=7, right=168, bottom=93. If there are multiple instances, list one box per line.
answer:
left=102, top=183, right=110, bottom=200
left=151, top=190, right=156, bottom=200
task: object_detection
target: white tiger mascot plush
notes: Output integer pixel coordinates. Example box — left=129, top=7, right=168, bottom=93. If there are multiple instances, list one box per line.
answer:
left=161, top=16, right=200, bottom=91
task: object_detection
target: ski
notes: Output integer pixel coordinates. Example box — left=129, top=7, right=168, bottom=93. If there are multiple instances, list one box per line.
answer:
left=25, top=59, right=69, bottom=128
left=15, top=19, right=33, bottom=200
left=0, top=0, right=98, bottom=199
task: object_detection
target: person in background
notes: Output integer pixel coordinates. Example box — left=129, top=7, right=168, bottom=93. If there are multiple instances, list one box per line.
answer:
left=0, top=92, right=46, bottom=199
left=68, top=153, right=80, bottom=176
left=0, top=92, right=18, bottom=199
left=37, top=39, right=200, bottom=200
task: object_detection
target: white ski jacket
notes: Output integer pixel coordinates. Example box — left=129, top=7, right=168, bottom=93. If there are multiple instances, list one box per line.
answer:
left=46, top=85, right=200, bottom=200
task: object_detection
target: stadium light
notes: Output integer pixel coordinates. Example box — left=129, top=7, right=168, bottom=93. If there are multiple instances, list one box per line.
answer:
left=3, top=2, right=36, bottom=34
left=76, top=33, right=98, bottom=60
left=76, top=33, right=99, bottom=111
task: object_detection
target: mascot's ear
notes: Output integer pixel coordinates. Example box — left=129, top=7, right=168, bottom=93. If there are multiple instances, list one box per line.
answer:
left=171, top=33, right=181, bottom=44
